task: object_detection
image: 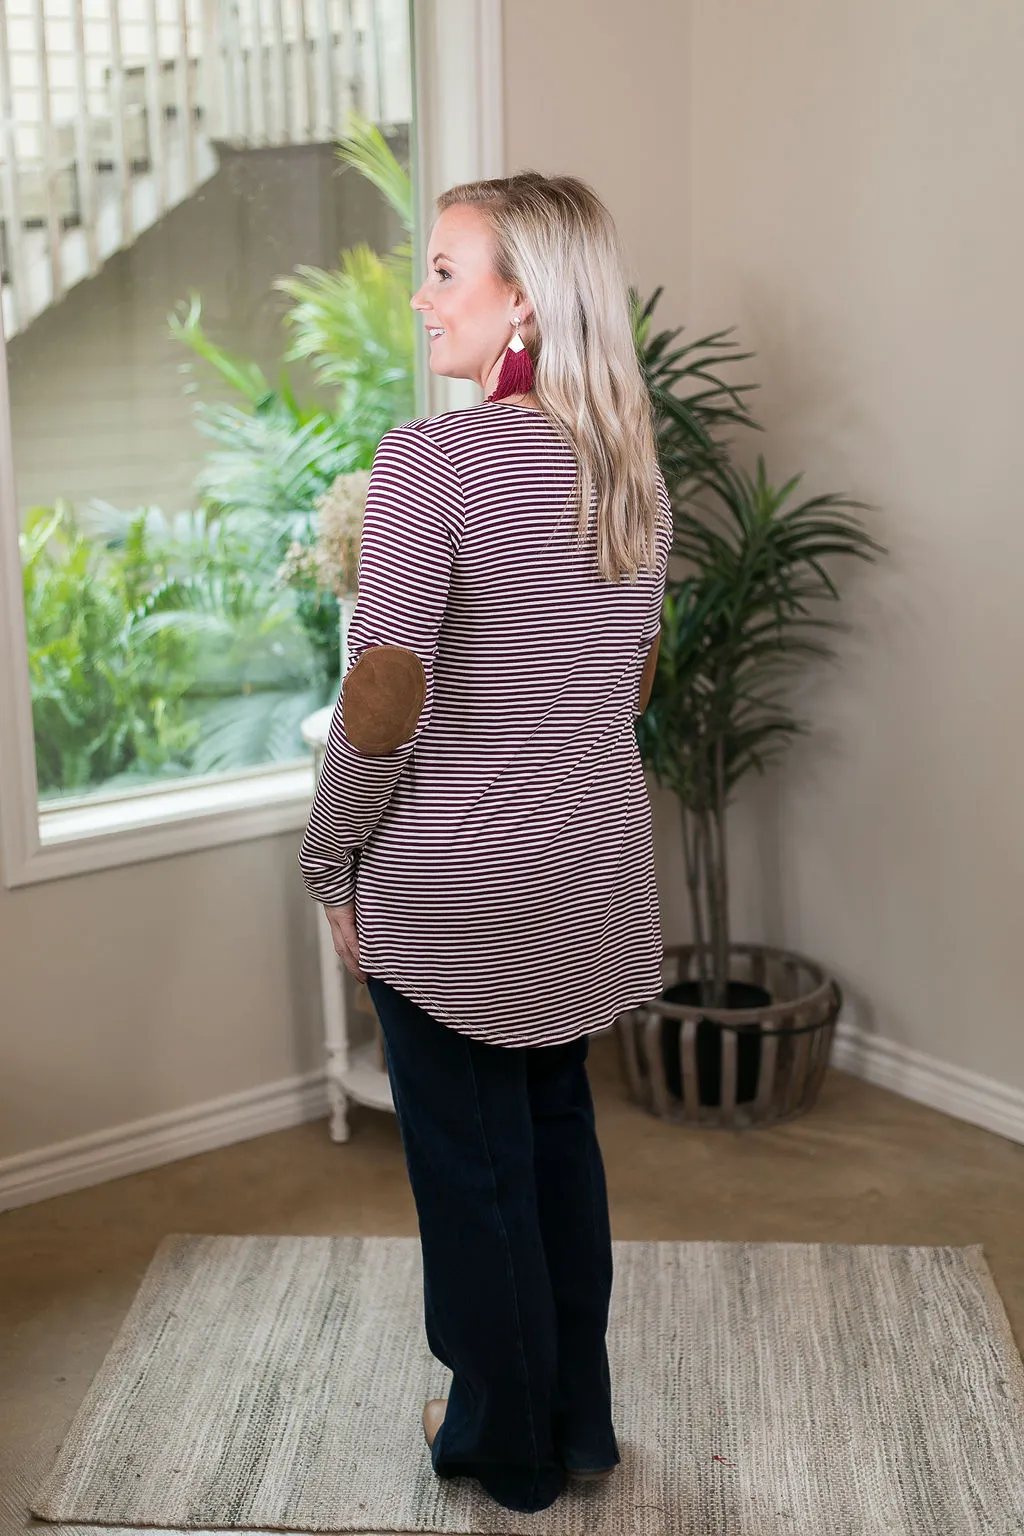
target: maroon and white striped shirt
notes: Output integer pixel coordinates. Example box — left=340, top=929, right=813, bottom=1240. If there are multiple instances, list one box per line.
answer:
left=298, top=400, right=672, bottom=1047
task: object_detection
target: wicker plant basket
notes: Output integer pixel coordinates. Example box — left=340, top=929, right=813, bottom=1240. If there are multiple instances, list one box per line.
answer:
left=615, top=942, right=842, bottom=1131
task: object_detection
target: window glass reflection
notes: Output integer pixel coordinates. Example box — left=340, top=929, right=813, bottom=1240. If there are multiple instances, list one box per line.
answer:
left=3, top=0, right=414, bottom=803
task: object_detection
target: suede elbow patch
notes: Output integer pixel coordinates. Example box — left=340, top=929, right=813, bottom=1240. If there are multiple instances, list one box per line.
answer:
left=638, top=631, right=661, bottom=714
left=342, top=644, right=426, bottom=755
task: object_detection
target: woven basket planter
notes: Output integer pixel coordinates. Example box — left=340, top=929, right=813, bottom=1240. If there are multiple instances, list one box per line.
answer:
left=616, top=942, right=842, bottom=1131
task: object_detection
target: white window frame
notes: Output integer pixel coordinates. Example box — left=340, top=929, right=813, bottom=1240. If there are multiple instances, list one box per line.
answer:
left=0, top=0, right=505, bottom=888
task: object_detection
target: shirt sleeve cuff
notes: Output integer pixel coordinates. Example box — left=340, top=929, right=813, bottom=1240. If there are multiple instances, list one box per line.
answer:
left=298, top=853, right=356, bottom=908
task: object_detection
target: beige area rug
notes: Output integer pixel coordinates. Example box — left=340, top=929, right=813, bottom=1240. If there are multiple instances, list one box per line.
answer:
left=27, top=1235, right=1024, bottom=1536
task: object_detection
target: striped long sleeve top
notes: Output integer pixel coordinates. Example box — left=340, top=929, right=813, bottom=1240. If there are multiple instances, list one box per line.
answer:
left=298, top=400, right=673, bottom=1048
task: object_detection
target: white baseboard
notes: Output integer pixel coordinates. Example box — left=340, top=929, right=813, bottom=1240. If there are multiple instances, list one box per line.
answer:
left=0, top=1070, right=329, bottom=1212
left=2, top=1027, right=1021, bottom=1212
left=831, top=1019, right=1024, bottom=1148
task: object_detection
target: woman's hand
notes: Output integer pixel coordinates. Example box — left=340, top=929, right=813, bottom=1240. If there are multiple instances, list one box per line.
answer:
left=324, top=901, right=366, bottom=982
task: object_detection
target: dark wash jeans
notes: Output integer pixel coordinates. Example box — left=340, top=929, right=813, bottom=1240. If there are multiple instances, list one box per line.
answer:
left=365, top=975, right=620, bottom=1514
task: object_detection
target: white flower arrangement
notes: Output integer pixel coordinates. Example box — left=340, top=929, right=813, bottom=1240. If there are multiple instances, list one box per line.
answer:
left=276, top=469, right=372, bottom=599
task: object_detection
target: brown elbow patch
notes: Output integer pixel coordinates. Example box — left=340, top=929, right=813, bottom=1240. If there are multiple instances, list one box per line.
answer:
left=638, top=631, right=661, bottom=714
left=342, top=644, right=426, bottom=755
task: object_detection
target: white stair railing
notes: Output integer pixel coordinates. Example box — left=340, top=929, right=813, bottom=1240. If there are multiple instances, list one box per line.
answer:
left=205, top=0, right=409, bottom=149
left=0, top=0, right=411, bottom=339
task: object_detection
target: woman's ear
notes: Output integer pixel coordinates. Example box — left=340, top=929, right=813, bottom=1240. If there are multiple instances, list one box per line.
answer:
left=512, top=288, right=535, bottom=327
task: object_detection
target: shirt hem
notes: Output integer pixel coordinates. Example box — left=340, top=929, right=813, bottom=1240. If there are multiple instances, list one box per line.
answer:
left=362, top=966, right=666, bottom=1049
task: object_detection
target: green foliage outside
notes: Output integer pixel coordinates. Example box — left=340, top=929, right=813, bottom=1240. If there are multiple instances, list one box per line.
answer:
left=22, top=116, right=416, bottom=798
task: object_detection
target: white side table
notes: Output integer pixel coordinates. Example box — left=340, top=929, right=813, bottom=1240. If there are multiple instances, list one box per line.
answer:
left=301, top=703, right=395, bottom=1142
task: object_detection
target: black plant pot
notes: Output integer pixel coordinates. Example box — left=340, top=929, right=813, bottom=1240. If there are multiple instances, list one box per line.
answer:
left=659, top=979, right=772, bottom=1107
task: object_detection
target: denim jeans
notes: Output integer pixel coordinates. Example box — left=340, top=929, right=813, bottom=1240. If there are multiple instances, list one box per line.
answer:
left=365, top=975, right=620, bottom=1514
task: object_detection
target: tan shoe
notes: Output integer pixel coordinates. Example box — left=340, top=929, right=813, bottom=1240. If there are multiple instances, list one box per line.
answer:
left=568, top=1467, right=615, bottom=1483
left=422, top=1397, right=447, bottom=1449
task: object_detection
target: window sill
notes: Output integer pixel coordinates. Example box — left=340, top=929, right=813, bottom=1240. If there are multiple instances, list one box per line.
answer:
left=5, top=761, right=316, bottom=887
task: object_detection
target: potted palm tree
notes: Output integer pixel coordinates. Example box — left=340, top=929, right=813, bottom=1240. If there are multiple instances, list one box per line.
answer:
left=621, top=291, right=886, bottom=1129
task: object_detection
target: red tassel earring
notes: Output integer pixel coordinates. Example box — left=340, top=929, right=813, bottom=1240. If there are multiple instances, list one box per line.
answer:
left=486, top=316, right=535, bottom=402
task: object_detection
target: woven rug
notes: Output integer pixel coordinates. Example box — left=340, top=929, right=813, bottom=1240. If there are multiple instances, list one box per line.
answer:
left=28, top=1234, right=1024, bottom=1536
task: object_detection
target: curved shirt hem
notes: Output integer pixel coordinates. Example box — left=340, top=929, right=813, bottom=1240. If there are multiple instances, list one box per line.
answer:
left=363, top=966, right=666, bottom=1049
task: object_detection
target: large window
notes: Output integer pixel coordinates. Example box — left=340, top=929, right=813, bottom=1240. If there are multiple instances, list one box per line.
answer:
left=0, top=0, right=503, bottom=884
left=3, top=0, right=414, bottom=809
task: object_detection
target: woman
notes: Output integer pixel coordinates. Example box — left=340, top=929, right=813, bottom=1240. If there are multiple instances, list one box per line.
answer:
left=298, top=171, right=671, bottom=1515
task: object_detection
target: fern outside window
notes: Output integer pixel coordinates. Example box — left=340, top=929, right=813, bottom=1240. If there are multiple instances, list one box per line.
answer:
left=2, top=0, right=414, bottom=817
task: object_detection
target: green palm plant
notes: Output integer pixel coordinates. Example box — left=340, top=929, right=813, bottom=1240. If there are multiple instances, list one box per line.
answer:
left=33, top=497, right=331, bottom=785
left=329, top=114, right=415, bottom=229
left=274, top=244, right=416, bottom=448
left=20, top=503, right=200, bottom=792
left=88, top=500, right=333, bottom=773
left=630, top=286, right=761, bottom=495
left=165, top=113, right=416, bottom=682
left=636, top=452, right=885, bottom=1006
left=629, top=286, right=886, bottom=1008
left=166, top=113, right=416, bottom=468
left=187, top=401, right=362, bottom=529
left=274, top=115, right=417, bottom=444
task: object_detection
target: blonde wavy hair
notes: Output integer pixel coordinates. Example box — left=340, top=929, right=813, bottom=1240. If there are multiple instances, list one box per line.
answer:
left=435, top=172, right=662, bottom=584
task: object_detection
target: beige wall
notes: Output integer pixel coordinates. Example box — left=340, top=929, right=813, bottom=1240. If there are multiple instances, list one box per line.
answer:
left=0, top=836, right=323, bottom=1159
left=686, top=0, right=1024, bottom=1086
left=4, top=0, right=1022, bottom=1174
left=502, top=0, right=692, bottom=318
